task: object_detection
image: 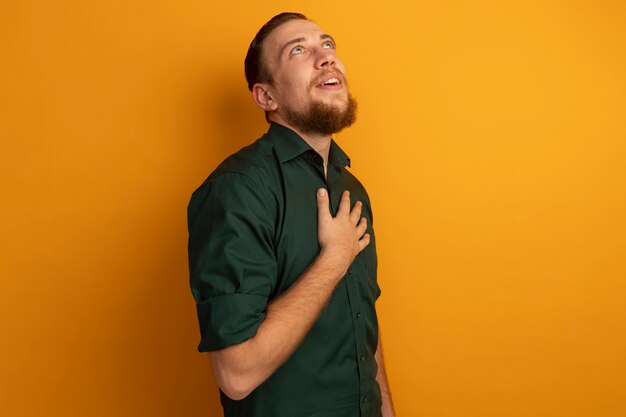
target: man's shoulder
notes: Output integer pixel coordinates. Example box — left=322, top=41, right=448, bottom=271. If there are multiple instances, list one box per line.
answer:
left=214, top=134, right=277, bottom=178
left=204, top=131, right=278, bottom=181
left=189, top=131, right=281, bottom=208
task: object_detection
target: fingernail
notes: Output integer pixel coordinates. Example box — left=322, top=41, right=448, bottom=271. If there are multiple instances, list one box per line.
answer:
left=318, top=188, right=327, bottom=196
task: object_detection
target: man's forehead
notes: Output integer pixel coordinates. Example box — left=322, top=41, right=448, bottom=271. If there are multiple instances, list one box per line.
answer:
left=266, top=19, right=328, bottom=48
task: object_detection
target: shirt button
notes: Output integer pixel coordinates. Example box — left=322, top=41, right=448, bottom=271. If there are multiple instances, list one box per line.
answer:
left=356, top=312, right=362, bottom=319
left=348, top=269, right=352, bottom=275
left=360, top=354, right=365, bottom=361
left=363, top=395, right=368, bottom=403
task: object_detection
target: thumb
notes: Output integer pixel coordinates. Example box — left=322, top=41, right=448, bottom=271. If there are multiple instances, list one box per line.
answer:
left=316, top=188, right=331, bottom=221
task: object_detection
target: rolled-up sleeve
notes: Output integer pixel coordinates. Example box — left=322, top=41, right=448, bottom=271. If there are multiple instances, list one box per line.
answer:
left=187, top=171, right=276, bottom=352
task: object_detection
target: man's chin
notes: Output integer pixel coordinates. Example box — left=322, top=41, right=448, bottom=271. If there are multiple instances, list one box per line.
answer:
left=317, top=91, right=349, bottom=108
left=284, top=94, right=358, bottom=136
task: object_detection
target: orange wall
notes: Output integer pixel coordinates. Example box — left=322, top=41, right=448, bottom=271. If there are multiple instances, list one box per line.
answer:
left=2, top=1, right=625, bottom=416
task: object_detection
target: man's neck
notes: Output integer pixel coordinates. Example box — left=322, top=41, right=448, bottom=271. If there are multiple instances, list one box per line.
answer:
left=271, top=118, right=332, bottom=177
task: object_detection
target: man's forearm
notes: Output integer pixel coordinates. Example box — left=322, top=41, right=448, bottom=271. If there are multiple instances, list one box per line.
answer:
left=209, top=252, right=345, bottom=400
left=376, top=335, right=396, bottom=417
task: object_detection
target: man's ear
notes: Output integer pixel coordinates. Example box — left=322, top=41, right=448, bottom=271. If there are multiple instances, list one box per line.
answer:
left=252, top=83, right=278, bottom=112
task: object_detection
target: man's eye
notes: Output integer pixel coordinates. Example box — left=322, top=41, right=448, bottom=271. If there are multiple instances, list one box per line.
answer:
left=291, top=46, right=304, bottom=55
left=323, top=41, right=335, bottom=49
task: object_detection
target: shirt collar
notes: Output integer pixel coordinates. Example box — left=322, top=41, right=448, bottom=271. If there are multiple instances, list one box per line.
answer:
left=329, top=138, right=351, bottom=169
left=267, top=122, right=351, bottom=168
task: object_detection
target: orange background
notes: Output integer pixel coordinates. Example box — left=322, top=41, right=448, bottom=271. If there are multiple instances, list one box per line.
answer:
left=2, top=1, right=625, bottom=416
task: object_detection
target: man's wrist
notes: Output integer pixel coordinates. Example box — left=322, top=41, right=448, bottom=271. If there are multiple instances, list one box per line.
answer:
left=315, top=248, right=351, bottom=281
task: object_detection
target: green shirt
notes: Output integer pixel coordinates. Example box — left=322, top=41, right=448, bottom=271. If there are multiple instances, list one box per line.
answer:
left=188, top=123, right=382, bottom=417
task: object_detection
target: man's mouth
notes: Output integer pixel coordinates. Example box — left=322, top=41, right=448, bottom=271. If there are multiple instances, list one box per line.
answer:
left=315, top=74, right=344, bottom=89
left=314, top=72, right=344, bottom=90
left=321, top=77, right=340, bottom=86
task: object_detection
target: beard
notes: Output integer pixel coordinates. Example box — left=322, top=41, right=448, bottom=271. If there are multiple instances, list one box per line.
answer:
left=282, top=93, right=358, bottom=136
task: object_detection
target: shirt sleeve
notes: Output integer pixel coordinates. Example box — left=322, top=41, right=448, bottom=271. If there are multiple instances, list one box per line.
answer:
left=187, top=171, right=277, bottom=352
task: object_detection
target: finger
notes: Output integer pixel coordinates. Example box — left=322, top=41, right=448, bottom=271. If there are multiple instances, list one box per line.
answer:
left=358, top=233, right=371, bottom=252
left=350, top=200, right=363, bottom=225
left=338, top=190, right=351, bottom=215
left=316, top=188, right=331, bottom=222
left=355, top=217, right=368, bottom=237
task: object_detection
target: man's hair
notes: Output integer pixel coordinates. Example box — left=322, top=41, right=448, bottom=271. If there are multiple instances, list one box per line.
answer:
left=244, top=12, right=309, bottom=91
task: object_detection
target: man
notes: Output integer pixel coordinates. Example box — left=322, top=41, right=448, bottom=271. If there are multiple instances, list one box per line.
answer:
left=188, top=12, right=395, bottom=417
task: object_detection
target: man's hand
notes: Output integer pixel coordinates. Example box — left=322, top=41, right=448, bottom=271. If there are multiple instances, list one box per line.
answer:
left=316, top=189, right=370, bottom=277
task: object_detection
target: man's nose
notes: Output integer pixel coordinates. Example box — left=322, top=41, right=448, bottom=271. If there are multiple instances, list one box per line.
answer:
left=314, top=48, right=336, bottom=69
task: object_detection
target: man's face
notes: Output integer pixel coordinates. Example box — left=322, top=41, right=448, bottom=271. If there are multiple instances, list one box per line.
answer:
left=261, top=19, right=356, bottom=135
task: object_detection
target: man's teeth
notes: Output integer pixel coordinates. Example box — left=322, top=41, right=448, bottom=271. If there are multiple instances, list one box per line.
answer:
left=323, top=78, right=340, bottom=85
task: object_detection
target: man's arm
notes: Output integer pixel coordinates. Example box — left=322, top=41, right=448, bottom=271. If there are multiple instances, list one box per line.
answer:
left=376, top=333, right=396, bottom=417
left=209, top=189, right=370, bottom=400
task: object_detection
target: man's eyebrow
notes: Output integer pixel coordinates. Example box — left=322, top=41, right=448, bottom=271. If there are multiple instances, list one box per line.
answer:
left=280, top=37, right=306, bottom=56
left=280, top=34, right=338, bottom=56
left=321, top=34, right=336, bottom=45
